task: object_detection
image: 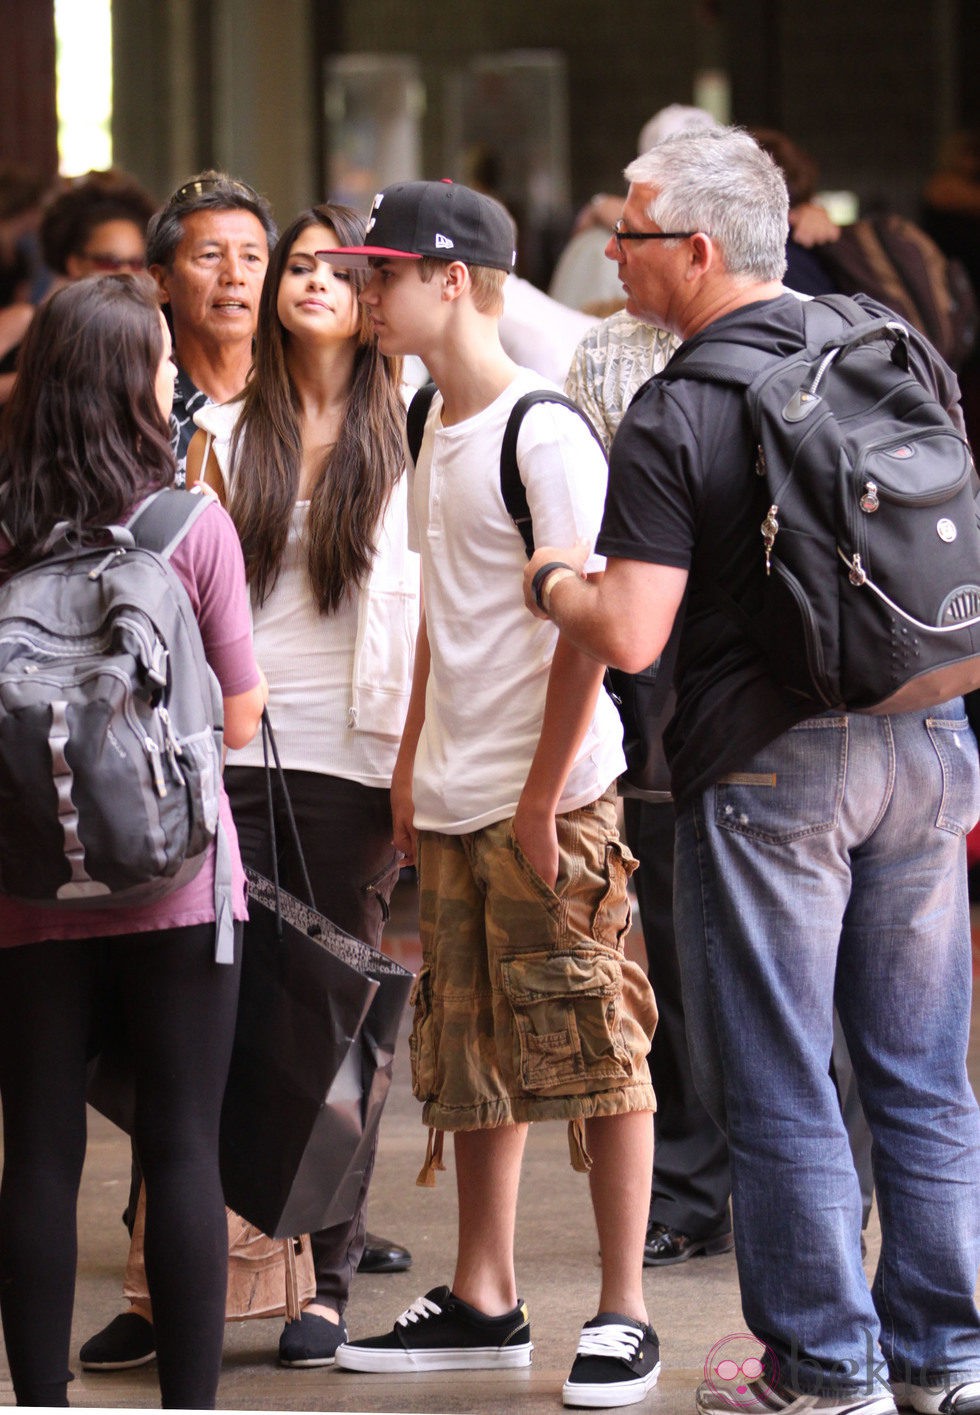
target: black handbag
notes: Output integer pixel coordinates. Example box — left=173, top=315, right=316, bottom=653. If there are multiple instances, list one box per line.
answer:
left=218, top=713, right=413, bottom=1239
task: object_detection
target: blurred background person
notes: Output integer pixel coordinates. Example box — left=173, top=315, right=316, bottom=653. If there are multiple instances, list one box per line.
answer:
left=0, top=167, right=155, bottom=405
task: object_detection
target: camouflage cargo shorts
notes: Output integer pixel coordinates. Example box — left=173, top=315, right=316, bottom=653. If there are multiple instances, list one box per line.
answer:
left=410, top=785, right=658, bottom=1138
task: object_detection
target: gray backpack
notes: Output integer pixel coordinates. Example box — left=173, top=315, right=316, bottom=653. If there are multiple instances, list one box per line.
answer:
left=0, top=489, right=234, bottom=960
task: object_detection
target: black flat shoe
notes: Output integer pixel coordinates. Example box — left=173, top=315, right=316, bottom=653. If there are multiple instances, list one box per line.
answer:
left=79, top=1312, right=156, bottom=1370
left=279, top=1310, right=348, bottom=1367
left=643, top=1223, right=734, bottom=1267
left=356, top=1231, right=412, bottom=1274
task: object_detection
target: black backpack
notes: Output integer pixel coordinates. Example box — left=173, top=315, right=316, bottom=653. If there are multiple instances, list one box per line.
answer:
left=658, top=293, right=980, bottom=715
left=0, top=489, right=234, bottom=959
left=406, top=383, right=675, bottom=799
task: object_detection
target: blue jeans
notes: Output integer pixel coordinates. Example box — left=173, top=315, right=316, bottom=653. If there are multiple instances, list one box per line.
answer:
left=675, top=703, right=980, bottom=1397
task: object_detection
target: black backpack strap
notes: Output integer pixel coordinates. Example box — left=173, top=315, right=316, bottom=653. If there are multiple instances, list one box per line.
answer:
left=657, top=295, right=873, bottom=391
left=500, top=391, right=606, bottom=558
left=657, top=339, right=772, bottom=389
left=810, top=292, right=871, bottom=329
left=127, top=488, right=213, bottom=560
left=406, top=382, right=438, bottom=467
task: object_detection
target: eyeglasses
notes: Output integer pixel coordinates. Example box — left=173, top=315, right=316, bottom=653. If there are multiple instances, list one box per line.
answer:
left=612, top=219, right=697, bottom=255
left=81, top=253, right=146, bottom=272
left=169, top=176, right=261, bottom=206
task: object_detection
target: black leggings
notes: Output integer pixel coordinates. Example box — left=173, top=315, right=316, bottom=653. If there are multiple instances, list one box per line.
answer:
left=0, top=923, right=241, bottom=1408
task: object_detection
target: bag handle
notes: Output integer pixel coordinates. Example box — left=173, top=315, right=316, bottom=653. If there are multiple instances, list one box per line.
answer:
left=259, top=709, right=317, bottom=931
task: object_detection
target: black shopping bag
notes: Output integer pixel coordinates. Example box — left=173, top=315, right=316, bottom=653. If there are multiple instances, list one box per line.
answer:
left=219, top=866, right=413, bottom=1239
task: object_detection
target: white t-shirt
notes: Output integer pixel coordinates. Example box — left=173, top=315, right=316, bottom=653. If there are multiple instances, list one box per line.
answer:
left=408, top=368, right=625, bottom=833
left=195, top=399, right=419, bottom=787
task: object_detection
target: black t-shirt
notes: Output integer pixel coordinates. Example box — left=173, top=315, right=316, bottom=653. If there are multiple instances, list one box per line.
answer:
left=596, top=292, right=960, bottom=809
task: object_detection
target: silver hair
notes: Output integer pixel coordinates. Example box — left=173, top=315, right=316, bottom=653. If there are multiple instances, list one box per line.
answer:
left=624, top=127, right=788, bottom=282
left=146, top=170, right=278, bottom=269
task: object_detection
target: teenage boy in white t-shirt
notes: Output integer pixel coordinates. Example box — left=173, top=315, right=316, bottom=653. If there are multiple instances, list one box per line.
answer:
left=317, top=180, right=659, bottom=1410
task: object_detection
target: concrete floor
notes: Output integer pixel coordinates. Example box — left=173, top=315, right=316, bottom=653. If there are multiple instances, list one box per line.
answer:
left=1, top=879, right=978, bottom=1413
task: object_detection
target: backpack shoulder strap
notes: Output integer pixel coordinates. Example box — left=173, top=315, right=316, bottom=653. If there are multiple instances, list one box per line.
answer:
left=657, top=295, right=871, bottom=390
left=127, top=488, right=213, bottom=561
left=808, top=291, right=874, bottom=335
left=128, top=485, right=235, bottom=965
left=656, top=338, right=772, bottom=389
left=499, top=390, right=606, bottom=558
left=405, top=382, right=438, bottom=467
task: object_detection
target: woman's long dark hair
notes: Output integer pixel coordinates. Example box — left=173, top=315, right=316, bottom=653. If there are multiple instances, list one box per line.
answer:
left=228, top=204, right=404, bottom=613
left=0, top=275, right=175, bottom=570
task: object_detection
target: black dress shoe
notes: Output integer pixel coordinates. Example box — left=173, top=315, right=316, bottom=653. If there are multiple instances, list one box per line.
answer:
left=356, top=1231, right=412, bottom=1274
left=643, top=1222, right=734, bottom=1267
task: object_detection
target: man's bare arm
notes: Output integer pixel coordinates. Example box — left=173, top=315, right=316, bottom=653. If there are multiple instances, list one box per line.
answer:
left=524, top=546, right=688, bottom=673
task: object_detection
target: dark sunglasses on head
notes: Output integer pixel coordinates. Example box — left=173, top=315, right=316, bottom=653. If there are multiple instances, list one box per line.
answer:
left=169, top=176, right=261, bottom=206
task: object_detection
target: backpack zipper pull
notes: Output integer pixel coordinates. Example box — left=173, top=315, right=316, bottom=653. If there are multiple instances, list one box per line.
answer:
left=157, top=707, right=186, bottom=784
left=860, top=481, right=880, bottom=514
left=145, top=737, right=167, bottom=797
left=88, top=548, right=126, bottom=580
left=848, top=553, right=867, bottom=587
left=761, top=504, right=779, bottom=574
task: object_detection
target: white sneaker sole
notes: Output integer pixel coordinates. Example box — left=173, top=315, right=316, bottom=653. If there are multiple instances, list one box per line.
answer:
left=335, top=1340, right=533, bottom=1373
left=891, top=1378, right=980, bottom=1413
left=563, top=1358, right=661, bottom=1408
left=696, top=1389, right=897, bottom=1414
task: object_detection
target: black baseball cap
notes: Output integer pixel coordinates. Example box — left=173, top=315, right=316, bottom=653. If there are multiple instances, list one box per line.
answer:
left=316, top=179, right=517, bottom=273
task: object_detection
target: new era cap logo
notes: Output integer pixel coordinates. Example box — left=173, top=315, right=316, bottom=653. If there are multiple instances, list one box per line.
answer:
left=435, top=233, right=454, bottom=249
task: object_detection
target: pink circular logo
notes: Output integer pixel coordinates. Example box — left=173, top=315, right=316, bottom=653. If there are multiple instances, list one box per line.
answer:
left=703, top=1333, right=778, bottom=1408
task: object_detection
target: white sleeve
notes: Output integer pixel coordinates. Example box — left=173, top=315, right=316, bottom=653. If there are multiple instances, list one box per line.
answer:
left=514, top=402, right=609, bottom=572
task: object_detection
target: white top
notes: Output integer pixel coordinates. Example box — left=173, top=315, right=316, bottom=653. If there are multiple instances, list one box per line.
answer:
left=564, top=309, right=680, bottom=451
left=194, top=399, right=419, bottom=786
left=408, top=368, right=625, bottom=834
left=499, top=273, right=599, bottom=385
left=547, top=229, right=625, bottom=313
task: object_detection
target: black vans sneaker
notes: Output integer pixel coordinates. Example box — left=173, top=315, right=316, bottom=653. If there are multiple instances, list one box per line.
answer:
left=562, top=1313, right=661, bottom=1408
left=334, top=1285, right=533, bottom=1373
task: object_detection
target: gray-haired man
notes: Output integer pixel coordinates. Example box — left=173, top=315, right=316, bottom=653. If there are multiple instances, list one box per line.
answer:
left=525, top=126, right=980, bottom=1415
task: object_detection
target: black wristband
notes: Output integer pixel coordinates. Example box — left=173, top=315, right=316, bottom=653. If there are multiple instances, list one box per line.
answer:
left=532, top=560, right=575, bottom=610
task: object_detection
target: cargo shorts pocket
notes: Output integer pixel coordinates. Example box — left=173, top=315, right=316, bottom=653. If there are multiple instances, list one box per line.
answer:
left=591, top=838, right=637, bottom=948
left=408, top=964, right=437, bottom=1102
left=499, top=948, right=632, bottom=1098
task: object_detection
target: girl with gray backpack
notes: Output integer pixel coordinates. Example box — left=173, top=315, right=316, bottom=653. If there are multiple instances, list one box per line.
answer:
left=0, top=274, right=265, bottom=1408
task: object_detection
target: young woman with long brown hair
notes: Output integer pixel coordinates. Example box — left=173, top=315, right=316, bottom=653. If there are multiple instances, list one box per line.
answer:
left=195, top=203, right=419, bottom=1366
left=0, top=274, right=265, bottom=1408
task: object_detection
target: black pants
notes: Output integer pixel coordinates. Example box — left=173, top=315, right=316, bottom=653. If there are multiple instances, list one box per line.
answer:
left=225, top=766, right=402, bottom=1315
left=624, top=797, right=732, bottom=1239
left=0, top=922, right=241, bottom=1408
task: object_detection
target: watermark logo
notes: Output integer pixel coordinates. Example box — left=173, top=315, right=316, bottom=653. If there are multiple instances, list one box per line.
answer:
left=703, top=1333, right=777, bottom=1409
left=704, top=1326, right=963, bottom=1406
